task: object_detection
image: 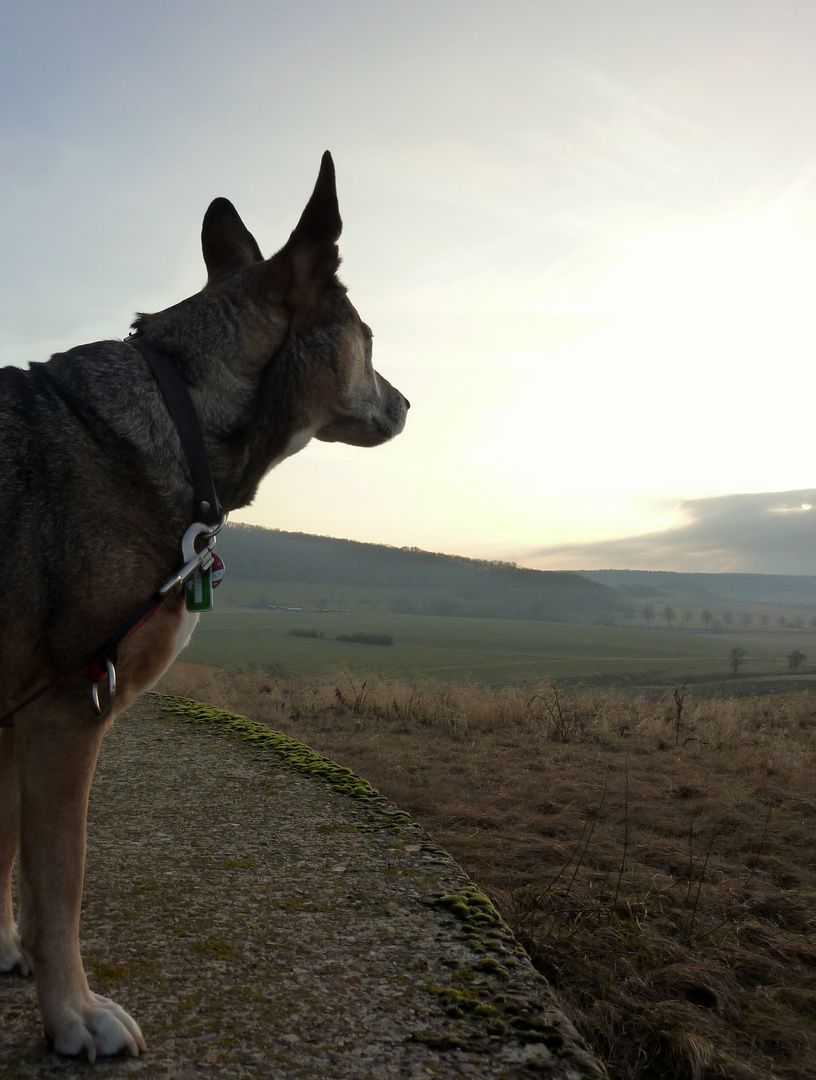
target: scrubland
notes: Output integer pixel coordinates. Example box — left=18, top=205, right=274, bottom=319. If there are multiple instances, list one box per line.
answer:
left=159, top=664, right=816, bottom=1080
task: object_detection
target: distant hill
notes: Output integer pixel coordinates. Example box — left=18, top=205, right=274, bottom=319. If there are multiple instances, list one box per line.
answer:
left=577, top=569, right=816, bottom=607
left=216, top=524, right=617, bottom=621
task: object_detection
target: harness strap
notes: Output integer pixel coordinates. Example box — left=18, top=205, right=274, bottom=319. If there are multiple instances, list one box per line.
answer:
left=127, top=335, right=222, bottom=526
left=0, top=590, right=166, bottom=728
left=0, top=338, right=227, bottom=728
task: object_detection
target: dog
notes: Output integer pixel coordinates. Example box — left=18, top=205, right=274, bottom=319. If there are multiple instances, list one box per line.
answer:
left=0, top=152, right=408, bottom=1059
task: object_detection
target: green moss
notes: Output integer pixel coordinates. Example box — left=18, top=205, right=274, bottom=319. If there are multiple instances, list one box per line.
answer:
left=277, top=896, right=325, bottom=913
left=190, top=938, right=240, bottom=960
left=422, top=955, right=574, bottom=1057
left=89, top=960, right=130, bottom=992
left=474, top=957, right=509, bottom=978
left=131, top=882, right=160, bottom=896
left=431, top=885, right=501, bottom=927
left=426, top=982, right=501, bottom=1022
left=154, top=694, right=379, bottom=800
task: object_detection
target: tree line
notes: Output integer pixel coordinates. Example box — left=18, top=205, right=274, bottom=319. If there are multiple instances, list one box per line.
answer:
left=619, top=604, right=816, bottom=631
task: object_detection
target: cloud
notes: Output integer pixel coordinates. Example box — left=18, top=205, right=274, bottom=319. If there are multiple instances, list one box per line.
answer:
left=526, top=490, right=816, bottom=575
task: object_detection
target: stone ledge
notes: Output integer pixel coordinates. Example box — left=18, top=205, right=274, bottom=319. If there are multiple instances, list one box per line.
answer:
left=1, top=694, right=606, bottom=1079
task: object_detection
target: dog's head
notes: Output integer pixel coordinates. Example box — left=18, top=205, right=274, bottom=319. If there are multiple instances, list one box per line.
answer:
left=199, top=152, right=409, bottom=452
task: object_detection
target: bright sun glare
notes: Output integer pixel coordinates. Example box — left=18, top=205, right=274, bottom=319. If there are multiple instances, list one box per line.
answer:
left=489, top=194, right=816, bottom=540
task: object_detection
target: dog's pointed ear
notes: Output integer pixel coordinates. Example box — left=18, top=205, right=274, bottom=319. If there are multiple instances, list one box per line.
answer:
left=202, top=198, right=264, bottom=284
left=291, top=151, right=342, bottom=248
left=271, top=152, right=344, bottom=330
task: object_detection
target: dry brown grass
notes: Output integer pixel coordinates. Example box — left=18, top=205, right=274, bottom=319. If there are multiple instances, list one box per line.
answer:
left=158, top=663, right=816, bottom=1080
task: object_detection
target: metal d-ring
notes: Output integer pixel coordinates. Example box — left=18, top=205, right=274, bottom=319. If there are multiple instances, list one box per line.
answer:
left=204, top=513, right=227, bottom=540
left=91, top=659, right=117, bottom=716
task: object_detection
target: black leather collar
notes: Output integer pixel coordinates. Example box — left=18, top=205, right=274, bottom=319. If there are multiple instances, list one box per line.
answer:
left=128, top=334, right=223, bottom=525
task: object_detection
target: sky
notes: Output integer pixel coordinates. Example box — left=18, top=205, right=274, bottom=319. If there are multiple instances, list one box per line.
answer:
left=2, top=1, right=816, bottom=574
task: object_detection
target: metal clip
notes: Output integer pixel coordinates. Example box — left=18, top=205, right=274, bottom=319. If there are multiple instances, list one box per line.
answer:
left=181, top=521, right=216, bottom=571
left=159, top=515, right=226, bottom=597
left=180, top=519, right=228, bottom=613
left=91, top=659, right=117, bottom=716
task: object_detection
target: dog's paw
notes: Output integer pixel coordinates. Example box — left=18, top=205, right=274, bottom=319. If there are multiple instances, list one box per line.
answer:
left=0, top=926, right=31, bottom=976
left=49, top=993, right=146, bottom=1061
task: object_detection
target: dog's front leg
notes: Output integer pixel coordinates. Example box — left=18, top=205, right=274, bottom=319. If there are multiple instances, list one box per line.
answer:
left=17, top=705, right=146, bottom=1060
left=0, top=726, right=30, bottom=975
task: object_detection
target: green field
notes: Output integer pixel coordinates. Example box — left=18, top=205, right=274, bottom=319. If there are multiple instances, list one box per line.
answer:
left=219, top=573, right=439, bottom=611
left=186, top=602, right=816, bottom=687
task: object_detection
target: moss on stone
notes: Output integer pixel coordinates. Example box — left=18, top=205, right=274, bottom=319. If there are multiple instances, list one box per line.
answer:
left=431, top=885, right=501, bottom=926
left=154, top=694, right=380, bottom=800
left=474, top=957, right=509, bottom=978
left=88, top=960, right=130, bottom=992
left=190, top=938, right=240, bottom=961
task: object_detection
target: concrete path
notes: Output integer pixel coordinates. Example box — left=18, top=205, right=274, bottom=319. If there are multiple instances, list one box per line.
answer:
left=1, top=695, right=605, bottom=1079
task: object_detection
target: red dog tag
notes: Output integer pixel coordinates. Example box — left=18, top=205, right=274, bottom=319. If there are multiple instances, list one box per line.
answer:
left=211, top=553, right=225, bottom=588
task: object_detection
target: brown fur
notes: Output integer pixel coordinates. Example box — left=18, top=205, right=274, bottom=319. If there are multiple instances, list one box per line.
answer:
left=0, top=152, right=408, bottom=1059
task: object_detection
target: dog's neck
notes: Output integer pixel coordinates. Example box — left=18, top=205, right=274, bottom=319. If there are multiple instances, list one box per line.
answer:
left=131, top=299, right=313, bottom=514
left=128, top=335, right=222, bottom=525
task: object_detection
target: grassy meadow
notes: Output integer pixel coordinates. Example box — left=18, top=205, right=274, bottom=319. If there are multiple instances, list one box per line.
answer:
left=159, top=664, right=816, bottom=1080
left=188, top=580, right=816, bottom=689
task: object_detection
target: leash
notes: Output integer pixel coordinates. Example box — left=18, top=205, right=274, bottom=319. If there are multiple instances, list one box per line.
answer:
left=0, top=336, right=227, bottom=728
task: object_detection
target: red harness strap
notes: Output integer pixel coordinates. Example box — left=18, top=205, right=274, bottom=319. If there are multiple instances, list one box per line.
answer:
left=0, top=590, right=167, bottom=728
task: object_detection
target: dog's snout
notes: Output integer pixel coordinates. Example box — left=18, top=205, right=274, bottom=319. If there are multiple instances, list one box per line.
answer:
left=403, top=395, right=411, bottom=410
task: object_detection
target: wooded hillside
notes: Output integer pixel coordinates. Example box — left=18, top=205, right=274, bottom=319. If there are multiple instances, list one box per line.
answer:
left=216, top=524, right=616, bottom=621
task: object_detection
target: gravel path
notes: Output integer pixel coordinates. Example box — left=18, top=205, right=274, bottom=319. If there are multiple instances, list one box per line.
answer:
left=1, top=695, right=605, bottom=1079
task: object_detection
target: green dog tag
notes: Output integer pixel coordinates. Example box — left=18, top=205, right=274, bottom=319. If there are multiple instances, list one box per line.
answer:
left=185, top=567, right=213, bottom=612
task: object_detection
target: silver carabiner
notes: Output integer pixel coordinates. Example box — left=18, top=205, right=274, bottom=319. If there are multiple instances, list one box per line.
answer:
left=159, top=515, right=227, bottom=597
left=91, top=659, right=117, bottom=717
left=182, top=521, right=215, bottom=570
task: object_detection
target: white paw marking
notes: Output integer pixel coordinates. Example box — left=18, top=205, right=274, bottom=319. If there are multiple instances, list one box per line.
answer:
left=50, top=994, right=146, bottom=1060
left=0, top=926, right=30, bottom=976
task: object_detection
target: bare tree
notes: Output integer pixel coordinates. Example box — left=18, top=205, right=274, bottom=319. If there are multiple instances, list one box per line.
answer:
left=663, top=605, right=676, bottom=628
left=741, top=612, right=752, bottom=630
left=701, top=609, right=714, bottom=630
left=673, top=683, right=687, bottom=747
left=682, top=610, right=694, bottom=628
left=641, top=603, right=655, bottom=627
left=728, top=647, right=747, bottom=675
left=788, top=649, right=806, bottom=673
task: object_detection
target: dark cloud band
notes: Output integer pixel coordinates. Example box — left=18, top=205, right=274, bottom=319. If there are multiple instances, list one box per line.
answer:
left=528, top=490, right=816, bottom=574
